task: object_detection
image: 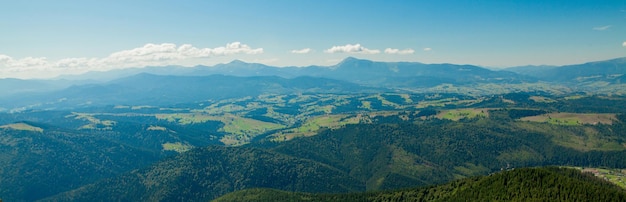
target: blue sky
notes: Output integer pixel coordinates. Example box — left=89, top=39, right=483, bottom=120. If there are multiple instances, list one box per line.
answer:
left=1, top=0, right=625, bottom=78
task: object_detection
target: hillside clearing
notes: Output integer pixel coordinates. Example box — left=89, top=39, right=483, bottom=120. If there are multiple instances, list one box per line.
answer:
left=520, top=113, right=616, bottom=125
left=0, top=123, right=43, bottom=132
left=437, top=108, right=489, bottom=121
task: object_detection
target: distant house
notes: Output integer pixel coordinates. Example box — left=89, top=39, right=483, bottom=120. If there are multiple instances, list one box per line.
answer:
left=582, top=168, right=600, bottom=176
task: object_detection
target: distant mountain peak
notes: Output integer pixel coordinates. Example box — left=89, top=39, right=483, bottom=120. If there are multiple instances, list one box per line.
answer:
left=339, top=57, right=367, bottom=64
left=228, top=59, right=248, bottom=65
left=335, top=57, right=374, bottom=68
left=341, top=56, right=360, bottom=62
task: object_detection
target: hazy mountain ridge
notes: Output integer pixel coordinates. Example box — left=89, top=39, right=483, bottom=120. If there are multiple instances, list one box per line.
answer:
left=47, top=56, right=623, bottom=86
left=0, top=74, right=374, bottom=110
left=0, top=78, right=90, bottom=97
left=505, top=57, right=626, bottom=82
left=3, top=57, right=625, bottom=111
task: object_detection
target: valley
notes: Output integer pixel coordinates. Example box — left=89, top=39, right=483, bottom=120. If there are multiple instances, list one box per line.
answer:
left=3, top=1, right=625, bottom=201
left=0, top=57, right=625, bottom=201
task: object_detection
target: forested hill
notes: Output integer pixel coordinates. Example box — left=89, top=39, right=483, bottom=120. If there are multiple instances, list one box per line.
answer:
left=44, top=112, right=626, bottom=201
left=213, top=167, right=626, bottom=202
left=41, top=146, right=363, bottom=202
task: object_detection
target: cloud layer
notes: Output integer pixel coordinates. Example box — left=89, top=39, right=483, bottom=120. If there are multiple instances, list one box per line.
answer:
left=291, top=48, right=312, bottom=54
left=0, top=42, right=263, bottom=78
left=108, top=42, right=262, bottom=63
left=325, top=44, right=419, bottom=55
left=592, top=25, right=611, bottom=31
left=325, top=44, right=381, bottom=54
left=1, top=42, right=425, bottom=79
left=384, top=48, right=415, bottom=54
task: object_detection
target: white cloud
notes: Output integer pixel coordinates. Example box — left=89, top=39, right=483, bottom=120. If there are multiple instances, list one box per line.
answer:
left=623, top=41, right=626, bottom=47
left=423, top=48, right=432, bottom=51
left=291, top=48, right=312, bottom=54
left=592, top=25, right=611, bottom=31
left=108, top=42, right=262, bottom=63
left=0, top=55, right=12, bottom=62
left=0, top=42, right=263, bottom=79
left=0, top=55, right=50, bottom=71
left=384, top=48, right=415, bottom=55
left=324, top=44, right=380, bottom=54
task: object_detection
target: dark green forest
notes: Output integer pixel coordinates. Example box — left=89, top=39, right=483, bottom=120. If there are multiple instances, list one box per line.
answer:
left=213, top=167, right=626, bottom=202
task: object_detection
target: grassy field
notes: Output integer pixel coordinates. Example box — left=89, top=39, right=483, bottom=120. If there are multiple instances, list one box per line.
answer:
left=70, top=113, right=116, bottom=130
left=270, top=114, right=362, bottom=141
left=375, top=94, right=402, bottom=108
left=514, top=122, right=625, bottom=151
left=220, top=114, right=284, bottom=135
left=436, top=108, right=489, bottom=121
left=162, top=142, right=194, bottom=153
left=360, top=101, right=372, bottom=110
left=201, top=104, right=247, bottom=114
left=400, top=94, right=413, bottom=103
left=414, top=98, right=482, bottom=109
left=564, top=95, right=586, bottom=100
left=520, top=112, right=616, bottom=126
left=147, top=126, right=167, bottom=131
left=156, top=113, right=285, bottom=146
left=0, top=123, right=43, bottom=132
left=566, top=167, right=626, bottom=189
left=529, top=96, right=556, bottom=103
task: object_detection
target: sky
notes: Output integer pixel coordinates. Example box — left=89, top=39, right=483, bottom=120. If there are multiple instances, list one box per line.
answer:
left=1, top=0, right=625, bottom=79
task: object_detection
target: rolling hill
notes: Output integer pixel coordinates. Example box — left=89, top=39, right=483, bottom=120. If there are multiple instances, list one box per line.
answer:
left=42, top=111, right=626, bottom=201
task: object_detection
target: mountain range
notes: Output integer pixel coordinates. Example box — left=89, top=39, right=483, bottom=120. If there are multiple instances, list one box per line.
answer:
left=1, top=57, right=625, bottom=201
left=1, top=57, right=625, bottom=112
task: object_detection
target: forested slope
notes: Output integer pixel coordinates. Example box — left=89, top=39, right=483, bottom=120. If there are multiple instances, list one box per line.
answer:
left=0, top=123, right=159, bottom=201
left=43, top=146, right=363, bottom=202
left=213, top=167, right=626, bottom=202
left=46, top=114, right=626, bottom=201
left=270, top=116, right=626, bottom=190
